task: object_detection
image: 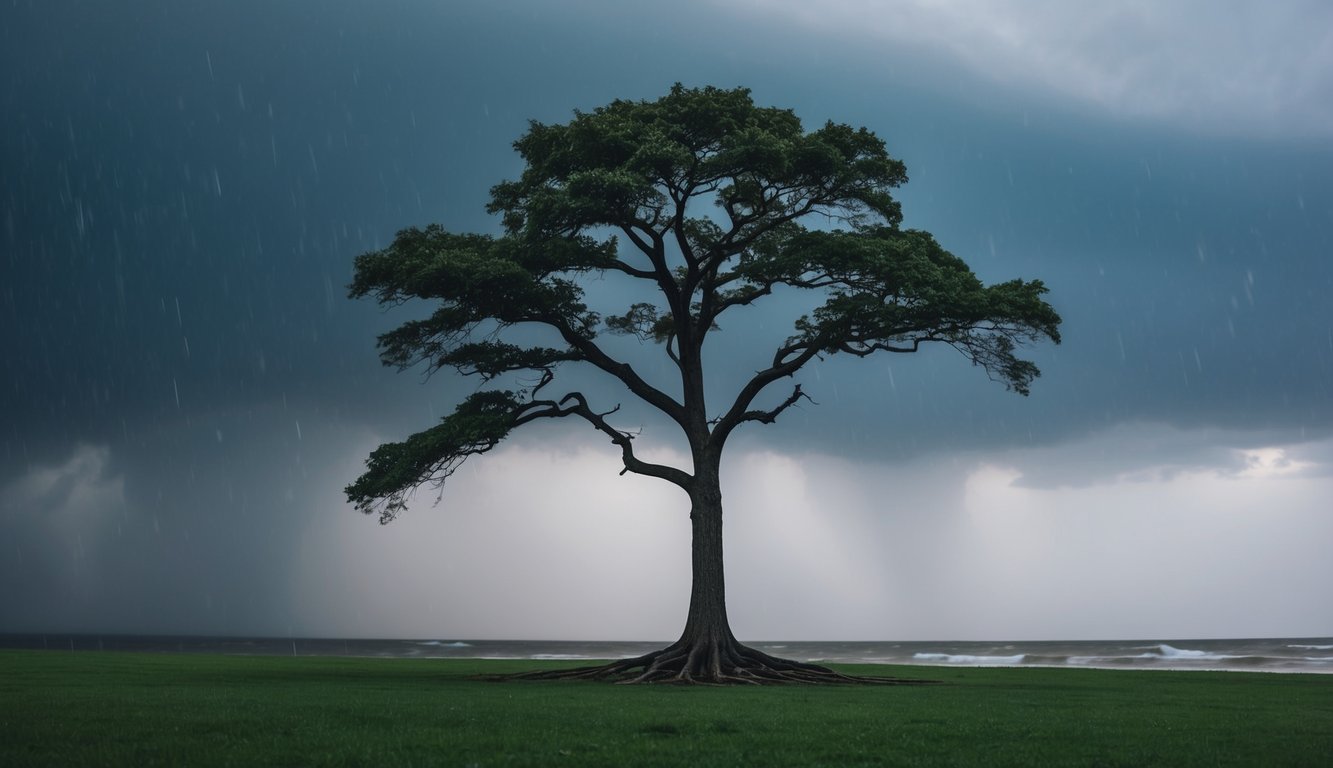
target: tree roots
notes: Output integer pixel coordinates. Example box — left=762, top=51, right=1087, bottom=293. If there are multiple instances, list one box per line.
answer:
left=492, top=638, right=934, bottom=686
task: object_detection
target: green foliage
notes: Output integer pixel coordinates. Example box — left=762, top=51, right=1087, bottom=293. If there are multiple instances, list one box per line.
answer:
left=489, top=84, right=906, bottom=238
left=605, top=302, right=675, bottom=342
left=746, top=227, right=1062, bottom=394
left=344, top=391, right=524, bottom=523
left=347, top=84, right=1062, bottom=515
left=349, top=225, right=604, bottom=370
left=6, top=651, right=1331, bottom=767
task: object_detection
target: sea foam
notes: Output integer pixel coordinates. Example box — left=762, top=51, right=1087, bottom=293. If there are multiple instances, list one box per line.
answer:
left=530, top=653, right=593, bottom=660
left=1138, top=644, right=1237, bottom=662
left=914, top=652, right=1025, bottom=665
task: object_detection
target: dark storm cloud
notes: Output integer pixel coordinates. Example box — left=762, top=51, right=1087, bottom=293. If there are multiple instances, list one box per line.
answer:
left=0, top=401, right=377, bottom=633
left=727, top=1, right=1333, bottom=139
left=3, top=0, right=1331, bottom=636
left=716, top=123, right=1333, bottom=459
left=7, top=0, right=1329, bottom=456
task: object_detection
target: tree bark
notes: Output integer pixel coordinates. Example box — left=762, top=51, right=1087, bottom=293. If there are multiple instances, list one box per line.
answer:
left=680, top=463, right=732, bottom=652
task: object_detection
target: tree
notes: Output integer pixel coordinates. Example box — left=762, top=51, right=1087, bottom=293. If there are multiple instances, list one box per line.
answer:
left=346, top=85, right=1061, bottom=684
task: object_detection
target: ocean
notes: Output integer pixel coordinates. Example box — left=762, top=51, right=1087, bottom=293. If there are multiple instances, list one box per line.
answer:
left=3, top=635, right=1331, bottom=674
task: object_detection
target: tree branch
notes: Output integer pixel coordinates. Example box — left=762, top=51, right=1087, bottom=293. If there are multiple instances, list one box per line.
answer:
left=519, top=392, right=693, bottom=488
left=550, top=320, right=687, bottom=428
left=714, top=383, right=815, bottom=428
left=709, top=340, right=824, bottom=449
left=621, top=221, right=692, bottom=343
left=608, top=259, right=659, bottom=281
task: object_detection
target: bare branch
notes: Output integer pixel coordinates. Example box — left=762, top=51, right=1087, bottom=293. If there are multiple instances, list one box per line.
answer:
left=708, top=340, right=823, bottom=450
left=518, top=392, right=693, bottom=488
left=620, top=222, right=693, bottom=342
left=550, top=321, right=688, bottom=428
left=665, top=331, right=681, bottom=366
left=611, top=223, right=665, bottom=281
left=608, top=259, right=659, bottom=280
left=715, top=383, right=815, bottom=428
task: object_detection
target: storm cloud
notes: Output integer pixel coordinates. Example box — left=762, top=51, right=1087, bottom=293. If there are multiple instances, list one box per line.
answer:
left=3, top=0, right=1331, bottom=640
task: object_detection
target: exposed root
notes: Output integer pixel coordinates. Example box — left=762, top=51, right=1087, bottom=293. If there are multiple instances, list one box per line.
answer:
left=487, top=638, right=936, bottom=686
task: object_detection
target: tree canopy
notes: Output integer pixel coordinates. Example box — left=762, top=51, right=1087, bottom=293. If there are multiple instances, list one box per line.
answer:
left=348, top=84, right=1060, bottom=523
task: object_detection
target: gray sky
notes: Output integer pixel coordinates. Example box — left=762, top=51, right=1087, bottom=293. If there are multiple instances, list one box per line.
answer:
left=3, top=0, right=1331, bottom=641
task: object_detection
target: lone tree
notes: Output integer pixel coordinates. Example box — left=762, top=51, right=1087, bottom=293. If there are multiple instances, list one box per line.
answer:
left=347, top=85, right=1060, bottom=684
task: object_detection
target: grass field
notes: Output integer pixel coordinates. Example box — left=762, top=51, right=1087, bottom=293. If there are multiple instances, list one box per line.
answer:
left=2, top=650, right=1330, bottom=767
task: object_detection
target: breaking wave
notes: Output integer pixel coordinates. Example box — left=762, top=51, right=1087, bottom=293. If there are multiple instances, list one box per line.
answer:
left=1141, top=644, right=1238, bottom=662
left=530, top=653, right=594, bottom=660
left=914, top=652, right=1026, bottom=665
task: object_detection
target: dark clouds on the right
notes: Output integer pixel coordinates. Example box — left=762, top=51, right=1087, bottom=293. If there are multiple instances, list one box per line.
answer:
left=722, top=121, right=1333, bottom=459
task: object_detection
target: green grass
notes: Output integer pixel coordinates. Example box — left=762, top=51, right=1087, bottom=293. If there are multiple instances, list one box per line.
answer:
left=2, top=650, right=1330, bottom=767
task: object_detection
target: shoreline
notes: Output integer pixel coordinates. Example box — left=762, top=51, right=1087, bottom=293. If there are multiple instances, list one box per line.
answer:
left=3, top=633, right=1330, bottom=674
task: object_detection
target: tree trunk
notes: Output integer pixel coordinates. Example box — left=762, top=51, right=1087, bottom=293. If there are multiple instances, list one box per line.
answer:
left=506, top=456, right=930, bottom=685
left=679, top=463, right=733, bottom=654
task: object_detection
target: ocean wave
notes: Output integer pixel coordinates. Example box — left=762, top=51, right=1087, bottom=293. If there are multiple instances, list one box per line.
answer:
left=1067, top=656, right=1108, bottom=666
left=1149, top=644, right=1237, bottom=661
left=1070, top=645, right=1243, bottom=665
left=530, top=653, right=593, bottom=660
left=1289, top=644, right=1333, bottom=650
left=417, top=640, right=472, bottom=648
left=1023, top=654, right=1073, bottom=666
left=914, top=653, right=1026, bottom=665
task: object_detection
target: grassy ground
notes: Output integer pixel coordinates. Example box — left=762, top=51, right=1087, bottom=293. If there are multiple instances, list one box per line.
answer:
left=2, top=650, right=1330, bottom=767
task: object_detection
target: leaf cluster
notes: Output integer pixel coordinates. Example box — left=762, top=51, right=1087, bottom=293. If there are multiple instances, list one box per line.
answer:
left=345, top=390, right=523, bottom=523
left=348, top=224, right=602, bottom=377
left=742, top=226, right=1062, bottom=394
left=488, top=84, right=907, bottom=242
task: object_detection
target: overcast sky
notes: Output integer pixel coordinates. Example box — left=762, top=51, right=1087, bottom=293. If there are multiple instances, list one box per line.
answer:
left=3, top=0, right=1331, bottom=641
